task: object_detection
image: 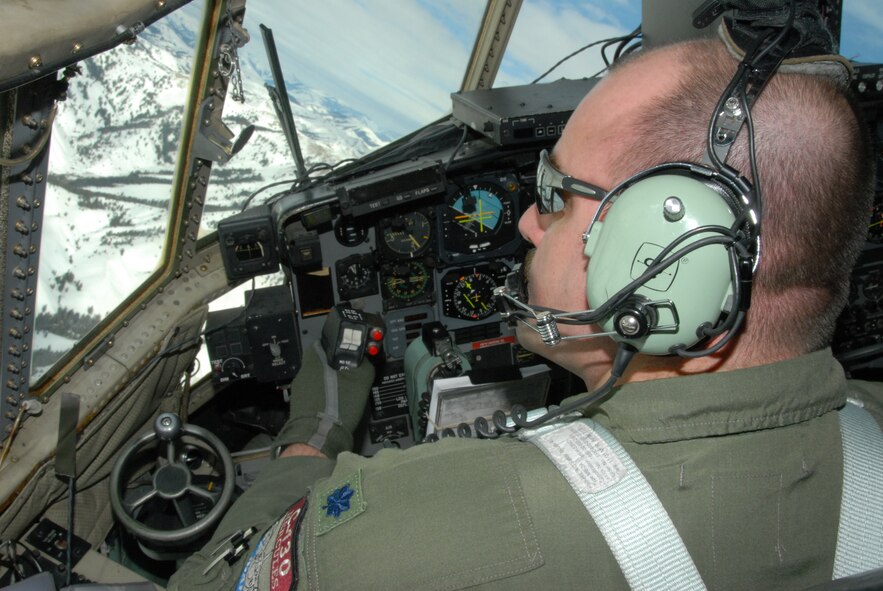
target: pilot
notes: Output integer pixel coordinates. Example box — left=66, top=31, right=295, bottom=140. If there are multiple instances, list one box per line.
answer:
left=170, top=30, right=882, bottom=591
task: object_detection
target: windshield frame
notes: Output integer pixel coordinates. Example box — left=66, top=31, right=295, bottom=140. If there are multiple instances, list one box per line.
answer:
left=27, top=0, right=230, bottom=398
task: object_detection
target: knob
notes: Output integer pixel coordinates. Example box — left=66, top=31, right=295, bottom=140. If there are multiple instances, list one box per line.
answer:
left=154, top=413, right=182, bottom=441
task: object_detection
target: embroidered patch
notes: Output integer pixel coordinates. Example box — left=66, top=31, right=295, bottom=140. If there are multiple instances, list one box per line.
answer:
left=316, top=470, right=366, bottom=536
left=236, top=496, right=308, bottom=591
left=236, top=518, right=281, bottom=591
left=323, top=484, right=355, bottom=518
left=270, top=496, right=308, bottom=591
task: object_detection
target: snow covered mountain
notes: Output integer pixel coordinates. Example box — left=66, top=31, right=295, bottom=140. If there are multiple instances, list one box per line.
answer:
left=32, top=8, right=387, bottom=378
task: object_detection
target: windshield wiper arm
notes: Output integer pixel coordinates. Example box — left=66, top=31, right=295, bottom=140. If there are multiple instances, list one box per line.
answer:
left=260, top=24, right=307, bottom=180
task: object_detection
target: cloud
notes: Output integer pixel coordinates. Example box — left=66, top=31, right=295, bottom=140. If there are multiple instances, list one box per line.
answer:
left=239, top=0, right=484, bottom=137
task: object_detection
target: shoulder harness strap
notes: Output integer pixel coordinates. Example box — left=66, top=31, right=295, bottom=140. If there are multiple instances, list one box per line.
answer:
left=521, top=399, right=883, bottom=588
left=522, top=418, right=707, bottom=591
left=834, top=400, right=883, bottom=579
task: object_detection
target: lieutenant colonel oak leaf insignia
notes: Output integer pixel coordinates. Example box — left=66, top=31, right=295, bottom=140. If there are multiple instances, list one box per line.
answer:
left=316, top=470, right=366, bottom=535
left=323, top=485, right=354, bottom=518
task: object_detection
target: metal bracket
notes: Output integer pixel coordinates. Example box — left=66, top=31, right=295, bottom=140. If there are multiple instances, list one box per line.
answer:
left=83, top=336, right=115, bottom=371
left=193, top=96, right=236, bottom=163
left=192, top=0, right=251, bottom=163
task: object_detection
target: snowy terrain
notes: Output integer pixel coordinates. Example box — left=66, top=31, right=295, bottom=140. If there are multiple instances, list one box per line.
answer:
left=31, top=9, right=386, bottom=379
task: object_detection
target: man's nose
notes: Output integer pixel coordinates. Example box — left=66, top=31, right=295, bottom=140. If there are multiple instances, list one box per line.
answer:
left=518, top=203, right=545, bottom=246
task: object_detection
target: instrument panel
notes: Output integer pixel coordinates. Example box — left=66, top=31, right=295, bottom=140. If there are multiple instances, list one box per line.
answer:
left=329, top=172, right=527, bottom=326
left=215, top=162, right=546, bottom=450
left=321, top=170, right=537, bottom=449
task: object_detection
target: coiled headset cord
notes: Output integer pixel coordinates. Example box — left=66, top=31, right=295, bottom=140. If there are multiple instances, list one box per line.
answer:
left=423, top=343, right=637, bottom=442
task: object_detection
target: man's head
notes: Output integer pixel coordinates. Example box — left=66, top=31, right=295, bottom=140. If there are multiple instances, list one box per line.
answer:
left=517, top=39, right=874, bottom=386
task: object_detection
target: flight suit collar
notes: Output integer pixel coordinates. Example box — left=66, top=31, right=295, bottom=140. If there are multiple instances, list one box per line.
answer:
left=589, top=348, right=848, bottom=444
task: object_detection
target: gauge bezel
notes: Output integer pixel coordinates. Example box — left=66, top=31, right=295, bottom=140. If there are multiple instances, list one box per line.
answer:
left=440, top=262, right=510, bottom=322
left=378, top=209, right=435, bottom=260
left=380, top=259, right=434, bottom=311
left=438, top=174, right=522, bottom=264
left=335, top=253, right=379, bottom=300
left=334, top=217, right=371, bottom=247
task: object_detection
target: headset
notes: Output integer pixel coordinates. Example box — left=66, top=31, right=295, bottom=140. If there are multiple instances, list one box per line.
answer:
left=496, top=159, right=756, bottom=357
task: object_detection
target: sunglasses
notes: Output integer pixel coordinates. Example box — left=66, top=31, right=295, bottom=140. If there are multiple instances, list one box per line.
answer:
left=535, top=149, right=607, bottom=214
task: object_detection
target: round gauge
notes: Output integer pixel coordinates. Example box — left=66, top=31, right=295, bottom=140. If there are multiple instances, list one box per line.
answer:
left=221, top=357, right=246, bottom=380
left=869, top=200, right=883, bottom=243
left=441, top=264, right=508, bottom=321
left=340, top=262, right=372, bottom=292
left=453, top=272, right=497, bottom=320
left=442, top=182, right=516, bottom=255
left=381, top=211, right=432, bottom=258
left=382, top=261, right=431, bottom=301
left=335, top=254, right=377, bottom=299
left=334, top=218, right=369, bottom=246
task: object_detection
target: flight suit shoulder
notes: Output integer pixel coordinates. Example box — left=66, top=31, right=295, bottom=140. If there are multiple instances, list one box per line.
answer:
left=299, top=437, right=545, bottom=591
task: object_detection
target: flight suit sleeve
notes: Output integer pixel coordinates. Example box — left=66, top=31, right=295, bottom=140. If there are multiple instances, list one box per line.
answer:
left=170, top=323, right=376, bottom=589
left=167, top=455, right=335, bottom=591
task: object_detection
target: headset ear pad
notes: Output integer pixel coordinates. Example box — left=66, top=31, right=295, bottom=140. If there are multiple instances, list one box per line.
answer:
left=583, top=173, right=737, bottom=354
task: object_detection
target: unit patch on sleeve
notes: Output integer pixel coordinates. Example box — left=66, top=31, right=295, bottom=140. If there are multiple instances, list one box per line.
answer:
left=316, top=470, right=366, bottom=535
left=236, top=496, right=308, bottom=591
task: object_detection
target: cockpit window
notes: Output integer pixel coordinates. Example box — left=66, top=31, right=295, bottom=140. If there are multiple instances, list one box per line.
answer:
left=30, top=2, right=207, bottom=382
left=497, top=0, right=882, bottom=87
left=496, top=0, right=641, bottom=87
left=200, top=1, right=487, bottom=233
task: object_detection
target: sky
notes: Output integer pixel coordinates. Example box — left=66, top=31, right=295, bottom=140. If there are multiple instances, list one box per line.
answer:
left=839, top=0, right=883, bottom=62
left=238, top=0, right=484, bottom=138
left=235, top=0, right=644, bottom=138
left=211, top=0, right=882, bottom=142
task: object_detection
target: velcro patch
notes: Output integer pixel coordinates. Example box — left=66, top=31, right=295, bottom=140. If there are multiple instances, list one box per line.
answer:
left=316, top=470, right=366, bottom=536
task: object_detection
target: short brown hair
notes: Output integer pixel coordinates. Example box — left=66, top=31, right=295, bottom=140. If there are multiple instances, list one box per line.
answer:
left=609, top=40, right=874, bottom=354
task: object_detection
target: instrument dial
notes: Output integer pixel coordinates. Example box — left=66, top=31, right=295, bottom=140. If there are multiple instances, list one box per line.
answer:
left=381, top=261, right=431, bottom=303
left=442, top=182, right=516, bottom=256
left=441, top=264, right=509, bottom=321
left=341, top=263, right=372, bottom=291
left=220, top=357, right=247, bottom=380
left=380, top=211, right=432, bottom=258
left=335, top=254, right=378, bottom=299
left=334, top=218, right=369, bottom=246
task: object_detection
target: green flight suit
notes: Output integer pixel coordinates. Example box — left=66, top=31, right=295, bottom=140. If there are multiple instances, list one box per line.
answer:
left=169, top=348, right=883, bottom=590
